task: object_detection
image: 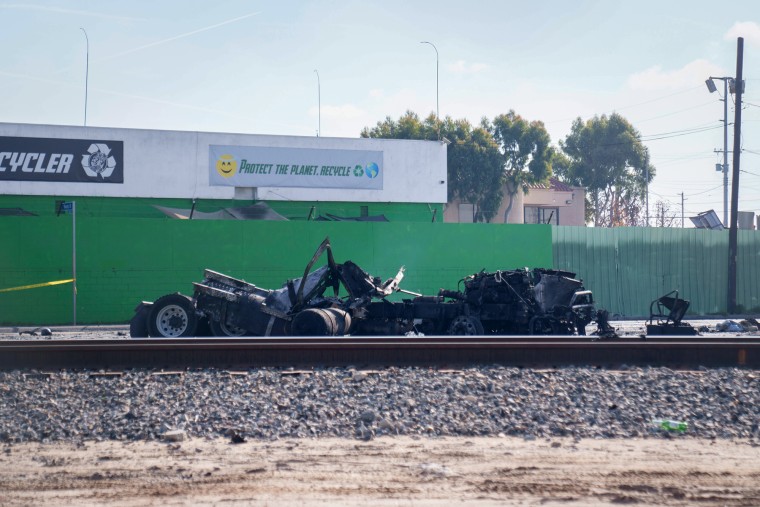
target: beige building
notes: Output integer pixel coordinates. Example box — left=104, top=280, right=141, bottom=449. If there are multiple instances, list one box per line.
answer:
left=444, top=178, right=586, bottom=225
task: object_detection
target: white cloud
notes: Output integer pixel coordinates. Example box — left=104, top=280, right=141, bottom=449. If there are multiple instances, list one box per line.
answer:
left=626, top=59, right=724, bottom=90
left=308, top=104, right=365, bottom=120
left=447, top=60, right=488, bottom=74
left=368, top=88, right=384, bottom=99
left=725, top=21, right=760, bottom=46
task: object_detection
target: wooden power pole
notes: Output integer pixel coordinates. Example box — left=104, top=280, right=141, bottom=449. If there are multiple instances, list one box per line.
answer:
left=728, top=37, right=744, bottom=314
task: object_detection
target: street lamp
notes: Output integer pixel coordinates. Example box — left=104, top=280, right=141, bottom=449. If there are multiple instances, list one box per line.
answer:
left=313, top=69, right=320, bottom=137
left=80, top=28, right=89, bottom=126
left=420, top=41, right=439, bottom=139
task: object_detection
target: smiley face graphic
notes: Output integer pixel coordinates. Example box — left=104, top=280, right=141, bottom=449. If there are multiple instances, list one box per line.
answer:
left=216, top=154, right=237, bottom=178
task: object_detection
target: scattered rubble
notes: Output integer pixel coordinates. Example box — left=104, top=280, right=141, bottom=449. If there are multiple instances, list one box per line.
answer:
left=1, top=366, right=759, bottom=443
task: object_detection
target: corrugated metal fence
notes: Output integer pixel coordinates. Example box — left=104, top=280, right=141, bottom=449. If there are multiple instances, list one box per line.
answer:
left=553, top=226, right=760, bottom=317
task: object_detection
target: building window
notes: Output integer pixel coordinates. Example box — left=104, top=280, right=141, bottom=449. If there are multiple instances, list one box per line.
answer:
left=524, top=206, right=559, bottom=225
left=458, top=203, right=475, bottom=223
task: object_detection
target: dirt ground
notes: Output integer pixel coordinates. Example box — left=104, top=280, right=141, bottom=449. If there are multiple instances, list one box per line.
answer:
left=1, top=437, right=759, bottom=506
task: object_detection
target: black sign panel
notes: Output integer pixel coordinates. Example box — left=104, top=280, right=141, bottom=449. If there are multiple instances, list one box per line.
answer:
left=0, top=136, right=123, bottom=183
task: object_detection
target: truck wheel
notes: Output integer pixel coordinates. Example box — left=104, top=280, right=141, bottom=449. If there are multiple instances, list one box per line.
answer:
left=209, top=318, right=247, bottom=337
left=147, top=294, right=198, bottom=337
left=447, top=316, right=484, bottom=335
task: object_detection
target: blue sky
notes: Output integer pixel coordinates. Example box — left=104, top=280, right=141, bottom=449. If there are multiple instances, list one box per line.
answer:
left=1, top=0, right=759, bottom=225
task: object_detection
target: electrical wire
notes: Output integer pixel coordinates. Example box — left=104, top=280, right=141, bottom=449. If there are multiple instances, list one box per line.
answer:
left=632, top=101, right=716, bottom=124
left=640, top=123, right=722, bottom=139
left=542, top=85, right=705, bottom=125
left=683, top=183, right=724, bottom=196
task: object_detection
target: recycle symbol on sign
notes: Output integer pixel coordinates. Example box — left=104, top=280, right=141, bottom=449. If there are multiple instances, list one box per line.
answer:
left=81, top=143, right=117, bottom=179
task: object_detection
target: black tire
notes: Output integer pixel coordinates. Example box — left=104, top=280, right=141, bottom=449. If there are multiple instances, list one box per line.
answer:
left=129, top=304, right=151, bottom=338
left=291, top=308, right=337, bottom=336
left=447, top=315, right=484, bottom=336
left=209, top=318, right=247, bottom=337
left=147, top=294, right=198, bottom=337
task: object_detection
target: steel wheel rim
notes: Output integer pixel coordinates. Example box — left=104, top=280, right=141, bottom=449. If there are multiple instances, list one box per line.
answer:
left=156, top=304, right=189, bottom=337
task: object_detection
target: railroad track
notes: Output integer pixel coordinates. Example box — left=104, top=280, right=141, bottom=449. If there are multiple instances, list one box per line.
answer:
left=1, top=335, right=759, bottom=369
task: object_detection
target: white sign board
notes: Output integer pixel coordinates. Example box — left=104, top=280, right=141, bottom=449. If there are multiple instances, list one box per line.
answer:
left=209, top=145, right=383, bottom=190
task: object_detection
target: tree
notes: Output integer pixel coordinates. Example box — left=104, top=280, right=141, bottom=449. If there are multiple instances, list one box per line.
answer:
left=654, top=200, right=679, bottom=228
left=362, top=111, right=503, bottom=222
left=558, top=113, right=655, bottom=227
left=360, top=110, right=437, bottom=141
left=488, top=111, right=553, bottom=222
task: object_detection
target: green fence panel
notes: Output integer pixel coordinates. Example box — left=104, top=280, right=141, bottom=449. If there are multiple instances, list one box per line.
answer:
left=553, top=226, right=760, bottom=317
left=0, top=218, right=551, bottom=325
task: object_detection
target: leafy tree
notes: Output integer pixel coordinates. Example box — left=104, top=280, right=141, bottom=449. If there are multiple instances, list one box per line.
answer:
left=362, top=111, right=503, bottom=221
left=558, top=113, right=655, bottom=227
left=488, top=111, right=553, bottom=222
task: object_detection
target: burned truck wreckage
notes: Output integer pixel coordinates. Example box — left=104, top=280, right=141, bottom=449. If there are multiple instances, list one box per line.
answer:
left=130, top=238, right=617, bottom=338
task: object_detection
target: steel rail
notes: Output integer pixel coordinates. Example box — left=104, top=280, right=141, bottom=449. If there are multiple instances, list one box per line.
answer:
left=1, top=336, right=759, bottom=369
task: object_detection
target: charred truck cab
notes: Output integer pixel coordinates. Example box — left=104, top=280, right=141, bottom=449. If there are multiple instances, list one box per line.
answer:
left=130, top=238, right=616, bottom=338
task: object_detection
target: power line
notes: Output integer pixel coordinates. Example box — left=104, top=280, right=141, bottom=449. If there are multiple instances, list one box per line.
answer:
left=543, top=85, right=705, bottom=125
left=632, top=101, right=716, bottom=124
left=640, top=123, right=722, bottom=139
left=683, top=183, right=724, bottom=196
left=639, top=124, right=721, bottom=142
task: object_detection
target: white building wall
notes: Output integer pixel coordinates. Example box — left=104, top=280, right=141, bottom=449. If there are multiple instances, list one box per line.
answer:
left=0, top=122, right=447, bottom=203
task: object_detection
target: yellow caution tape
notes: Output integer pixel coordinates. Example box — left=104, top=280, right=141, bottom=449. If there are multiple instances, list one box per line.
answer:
left=0, top=279, right=75, bottom=293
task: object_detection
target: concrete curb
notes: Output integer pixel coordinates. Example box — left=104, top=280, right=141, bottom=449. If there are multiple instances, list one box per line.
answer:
left=0, top=325, right=129, bottom=333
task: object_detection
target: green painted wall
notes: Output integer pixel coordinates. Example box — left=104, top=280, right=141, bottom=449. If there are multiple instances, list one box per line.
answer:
left=553, top=226, right=760, bottom=316
left=0, top=214, right=552, bottom=325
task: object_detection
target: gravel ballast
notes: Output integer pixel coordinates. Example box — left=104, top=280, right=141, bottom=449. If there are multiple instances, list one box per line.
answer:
left=1, top=366, right=758, bottom=443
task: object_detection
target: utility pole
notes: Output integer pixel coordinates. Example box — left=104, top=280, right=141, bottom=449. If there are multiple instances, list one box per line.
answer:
left=680, top=192, right=685, bottom=228
left=728, top=37, right=744, bottom=314
left=645, top=166, right=649, bottom=226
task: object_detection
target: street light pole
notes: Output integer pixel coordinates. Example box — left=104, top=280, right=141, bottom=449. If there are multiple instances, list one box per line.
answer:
left=706, top=75, right=731, bottom=226
left=80, top=28, right=89, bottom=127
left=722, top=77, right=728, bottom=226
left=313, top=69, right=320, bottom=137
left=420, top=41, right=439, bottom=139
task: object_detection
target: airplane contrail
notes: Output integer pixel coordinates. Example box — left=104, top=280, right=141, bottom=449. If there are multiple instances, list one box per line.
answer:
left=99, top=11, right=262, bottom=61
